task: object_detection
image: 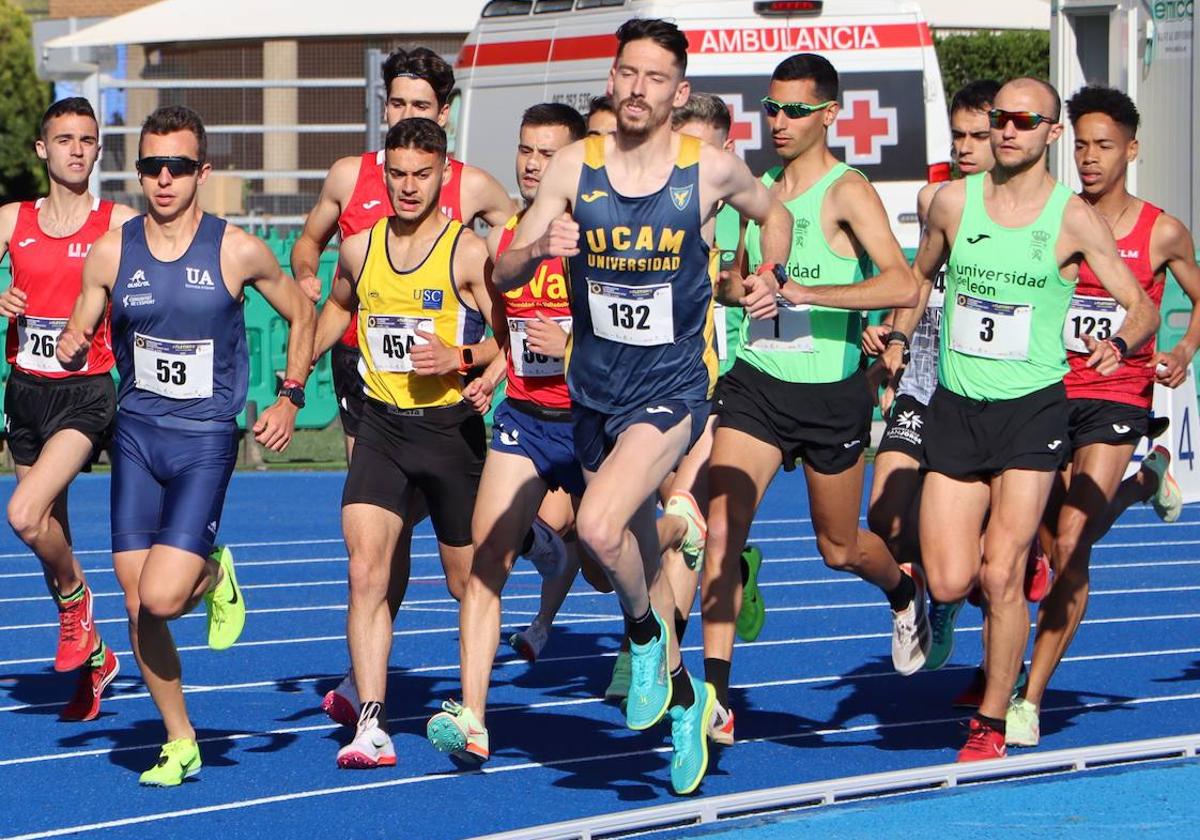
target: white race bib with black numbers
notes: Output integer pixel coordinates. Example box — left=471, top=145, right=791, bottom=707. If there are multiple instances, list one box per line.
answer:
left=16, top=316, right=74, bottom=374
left=1063, top=295, right=1125, bottom=353
left=509, top=316, right=571, bottom=378
left=949, top=293, right=1031, bottom=360
left=747, top=300, right=814, bottom=353
left=928, top=267, right=947, bottom=311
left=588, top=281, right=673, bottom=346
left=364, top=315, right=432, bottom=373
left=133, top=333, right=213, bottom=399
left=713, top=303, right=729, bottom=361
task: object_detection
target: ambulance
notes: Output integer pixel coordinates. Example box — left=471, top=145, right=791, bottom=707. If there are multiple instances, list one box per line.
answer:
left=452, top=0, right=953, bottom=249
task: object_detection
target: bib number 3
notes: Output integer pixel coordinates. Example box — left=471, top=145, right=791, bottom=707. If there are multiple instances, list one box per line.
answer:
left=949, top=293, right=1032, bottom=360
left=133, top=333, right=214, bottom=399
left=589, top=281, right=673, bottom=346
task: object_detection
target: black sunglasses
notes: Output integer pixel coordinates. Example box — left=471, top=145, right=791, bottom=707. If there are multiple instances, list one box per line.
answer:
left=135, top=156, right=203, bottom=177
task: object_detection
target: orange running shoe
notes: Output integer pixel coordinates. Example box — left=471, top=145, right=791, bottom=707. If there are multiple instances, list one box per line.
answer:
left=54, top=585, right=99, bottom=672
left=60, top=645, right=120, bottom=722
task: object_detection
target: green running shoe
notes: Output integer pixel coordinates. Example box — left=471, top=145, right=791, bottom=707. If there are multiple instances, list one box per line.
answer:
left=1005, top=696, right=1040, bottom=747
left=735, top=546, right=765, bottom=642
left=670, top=677, right=715, bottom=795
left=1144, top=445, right=1183, bottom=523
left=139, top=738, right=201, bottom=786
left=605, top=650, right=631, bottom=710
left=426, top=700, right=490, bottom=764
left=626, top=610, right=671, bottom=731
left=924, top=598, right=964, bottom=671
left=204, top=545, right=245, bottom=651
left=664, top=490, right=707, bottom=571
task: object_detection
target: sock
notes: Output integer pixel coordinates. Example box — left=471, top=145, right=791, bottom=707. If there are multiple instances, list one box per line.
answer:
left=670, top=664, right=695, bottom=709
left=357, top=700, right=384, bottom=733
left=704, top=657, right=731, bottom=709
left=975, top=712, right=1006, bottom=735
left=739, top=552, right=750, bottom=585
left=520, top=528, right=535, bottom=556
left=674, top=611, right=688, bottom=644
left=86, top=640, right=107, bottom=669
left=625, top=606, right=661, bottom=647
left=56, top=583, right=85, bottom=605
left=886, top=570, right=916, bottom=612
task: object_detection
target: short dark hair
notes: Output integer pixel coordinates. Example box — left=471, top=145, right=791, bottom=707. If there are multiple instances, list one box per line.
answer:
left=382, top=47, right=455, bottom=108
left=587, top=95, right=615, bottom=118
left=615, top=18, right=688, bottom=73
left=1066, top=85, right=1140, bottom=137
left=40, top=97, right=97, bottom=139
left=139, top=105, right=207, bottom=160
left=1006, top=76, right=1062, bottom=122
left=950, top=80, right=1001, bottom=116
left=771, top=53, right=839, bottom=103
left=384, top=117, right=447, bottom=158
left=521, top=102, right=587, bottom=142
left=671, top=92, right=731, bottom=135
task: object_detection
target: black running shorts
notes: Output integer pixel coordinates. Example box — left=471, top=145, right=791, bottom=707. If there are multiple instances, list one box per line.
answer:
left=3, top=369, right=116, bottom=468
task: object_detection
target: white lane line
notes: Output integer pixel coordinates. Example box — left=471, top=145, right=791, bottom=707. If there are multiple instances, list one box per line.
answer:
left=4, top=688, right=1200, bottom=840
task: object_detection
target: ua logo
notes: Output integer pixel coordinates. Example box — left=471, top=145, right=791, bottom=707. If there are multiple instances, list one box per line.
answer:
left=185, top=267, right=215, bottom=288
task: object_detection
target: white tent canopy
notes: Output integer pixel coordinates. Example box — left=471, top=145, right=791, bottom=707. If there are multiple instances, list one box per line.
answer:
left=918, top=0, right=1051, bottom=31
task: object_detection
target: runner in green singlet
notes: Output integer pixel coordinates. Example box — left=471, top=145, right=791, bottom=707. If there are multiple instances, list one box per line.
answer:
left=699, top=54, right=927, bottom=747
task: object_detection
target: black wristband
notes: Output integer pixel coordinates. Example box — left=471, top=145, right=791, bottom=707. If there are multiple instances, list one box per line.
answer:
left=883, top=330, right=910, bottom=350
left=1109, top=336, right=1128, bottom=359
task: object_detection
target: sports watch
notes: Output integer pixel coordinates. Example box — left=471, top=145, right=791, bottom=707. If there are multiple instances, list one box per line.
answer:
left=278, top=378, right=306, bottom=408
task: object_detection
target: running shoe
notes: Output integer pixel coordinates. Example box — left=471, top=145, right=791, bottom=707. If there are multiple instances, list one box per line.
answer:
left=670, top=677, right=715, bottom=795
left=1144, top=445, right=1183, bottom=523
left=54, top=584, right=98, bottom=672
left=426, top=700, right=490, bottom=765
left=1005, top=697, right=1040, bottom=747
left=605, top=650, right=631, bottom=706
left=952, top=663, right=1028, bottom=708
left=139, top=738, right=202, bottom=786
left=709, top=700, right=735, bottom=746
left=336, top=722, right=396, bottom=769
left=924, top=598, right=964, bottom=671
left=524, top=518, right=567, bottom=578
left=957, top=717, right=1007, bottom=762
left=1024, top=542, right=1052, bottom=602
left=626, top=611, right=671, bottom=731
left=735, top=545, right=765, bottom=642
left=1149, top=415, right=1170, bottom=440
left=204, top=545, right=245, bottom=650
left=891, top=563, right=931, bottom=676
left=322, top=673, right=360, bottom=728
left=509, top=619, right=549, bottom=663
left=61, top=644, right=120, bottom=722
left=664, top=490, right=707, bottom=571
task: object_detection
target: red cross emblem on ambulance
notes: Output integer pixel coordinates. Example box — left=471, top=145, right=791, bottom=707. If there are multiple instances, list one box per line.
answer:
left=718, top=93, right=762, bottom=157
left=829, top=90, right=898, bottom=166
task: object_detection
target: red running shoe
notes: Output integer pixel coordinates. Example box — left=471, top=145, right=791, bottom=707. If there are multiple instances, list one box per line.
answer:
left=1024, top=542, right=1052, bottom=603
left=957, top=717, right=1007, bottom=762
left=54, top=585, right=99, bottom=672
left=60, top=646, right=120, bottom=722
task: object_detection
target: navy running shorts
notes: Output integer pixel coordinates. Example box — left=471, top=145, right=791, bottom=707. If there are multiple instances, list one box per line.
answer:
left=491, top=399, right=585, bottom=496
left=572, top=398, right=710, bottom=474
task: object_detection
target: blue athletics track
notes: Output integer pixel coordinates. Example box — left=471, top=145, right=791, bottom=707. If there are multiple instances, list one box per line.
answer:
left=0, top=467, right=1198, bottom=839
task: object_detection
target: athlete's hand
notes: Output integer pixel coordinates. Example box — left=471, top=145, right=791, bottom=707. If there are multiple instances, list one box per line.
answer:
left=862, top=324, right=891, bottom=357
left=525, top=313, right=569, bottom=358
left=295, top=273, right=322, bottom=303
left=1082, top=334, right=1123, bottom=376
left=536, top=213, right=580, bottom=259
left=741, top=272, right=778, bottom=320
left=55, top=326, right=93, bottom=370
left=1150, top=347, right=1190, bottom=388
left=462, top=376, right=496, bottom=414
left=0, top=286, right=27, bottom=318
left=254, top=399, right=298, bottom=452
left=866, top=358, right=899, bottom=416
left=411, top=329, right=460, bottom=376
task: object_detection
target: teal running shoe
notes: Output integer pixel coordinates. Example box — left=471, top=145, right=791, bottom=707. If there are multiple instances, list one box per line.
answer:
left=625, top=610, right=671, bottom=731
left=924, top=598, right=964, bottom=671
left=670, top=677, right=715, bottom=795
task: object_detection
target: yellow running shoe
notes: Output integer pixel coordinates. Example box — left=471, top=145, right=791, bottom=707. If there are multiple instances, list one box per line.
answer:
left=204, top=545, right=245, bottom=650
left=139, top=738, right=201, bottom=786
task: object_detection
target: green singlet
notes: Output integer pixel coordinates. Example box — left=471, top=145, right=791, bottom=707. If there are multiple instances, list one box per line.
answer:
left=714, top=202, right=744, bottom=378
left=940, top=173, right=1074, bottom=401
left=742, top=162, right=870, bottom=384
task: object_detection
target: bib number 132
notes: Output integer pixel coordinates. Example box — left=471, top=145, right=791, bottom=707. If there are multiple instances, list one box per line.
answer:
left=588, top=280, right=673, bottom=346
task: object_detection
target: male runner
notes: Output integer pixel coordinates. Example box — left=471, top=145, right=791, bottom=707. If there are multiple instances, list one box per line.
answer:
left=586, top=95, right=617, bottom=137
left=904, top=78, right=1158, bottom=761
left=493, top=18, right=791, bottom=795
left=0, top=98, right=136, bottom=721
left=425, top=102, right=588, bottom=764
left=58, top=105, right=316, bottom=784
left=1006, top=85, right=1200, bottom=747
left=313, top=118, right=497, bottom=768
left=700, top=53, right=926, bottom=746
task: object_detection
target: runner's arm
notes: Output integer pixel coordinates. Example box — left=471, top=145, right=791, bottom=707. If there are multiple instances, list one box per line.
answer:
left=57, top=229, right=119, bottom=369
left=291, top=155, right=358, bottom=302
left=493, top=147, right=580, bottom=292
left=0, top=203, right=23, bottom=317
left=709, top=148, right=784, bottom=318
left=313, top=232, right=366, bottom=360
left=1150, top=214, right=1200, bottom=387
left=462, top=165, right=519, bottom=227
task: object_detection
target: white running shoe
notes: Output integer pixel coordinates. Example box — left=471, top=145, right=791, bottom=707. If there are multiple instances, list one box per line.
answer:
left=524, top=518, right=567, bottom=578
left=1143, top=445, right=1183, bottom=523
left=509, top=619, right=550, bottom=663
left=1005, top=696, right=1040, bottom=747
left=709, top=700, right=735, bottom=746
left=892, top=563, right=931, bottom=676
left=321, top=671, right=360, bottom=728
left=336, top=722, right=396, bottom=769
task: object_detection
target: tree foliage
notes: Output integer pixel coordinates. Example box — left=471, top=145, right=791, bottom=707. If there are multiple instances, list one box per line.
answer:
left=0, top=0, right=50, bottom=202
left=935, top=30, right=1051, bottom=105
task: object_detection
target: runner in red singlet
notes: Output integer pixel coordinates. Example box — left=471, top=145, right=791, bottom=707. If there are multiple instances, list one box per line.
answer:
left=1005, top=86, right=1200, bottom=749
left=0, top=98, right=137, bottom=720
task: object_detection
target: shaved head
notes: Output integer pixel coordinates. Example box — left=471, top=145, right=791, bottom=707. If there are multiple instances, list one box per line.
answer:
left=996, top=77, right=1061, bottom=122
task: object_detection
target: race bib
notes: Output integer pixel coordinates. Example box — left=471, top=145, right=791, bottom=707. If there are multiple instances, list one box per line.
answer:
left=16, top=316, right=75, bottom=374
left=747, top=300, right=814, bottom=353
left=949, top=293, right=1031, bottom=360
left=133, top=333, right=213, bottom=399
left=928, top=267, right=946, bottom=311
left=588, top=281, right=673, bottom=346
left=713, top=303, right=729, bottom=361
left=364, top=315, right=432, bottom=373
left=1063, top=294, right=1125, bottom=353
left=509, top=316, right=571, bottom=378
